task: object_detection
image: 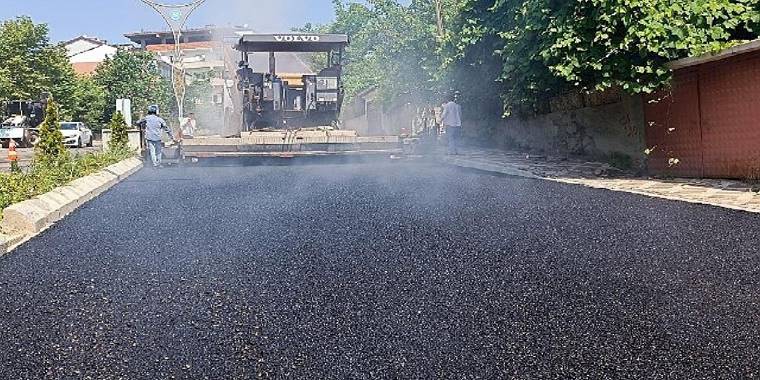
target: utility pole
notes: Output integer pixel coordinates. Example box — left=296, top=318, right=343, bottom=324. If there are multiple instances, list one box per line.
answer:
left=138, top=0, right=206, bottom=120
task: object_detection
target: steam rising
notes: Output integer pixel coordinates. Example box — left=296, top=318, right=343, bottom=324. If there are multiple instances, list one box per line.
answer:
left=195, top=0, right=331, bottom=32
left=177, top=0, right=338, bottom=137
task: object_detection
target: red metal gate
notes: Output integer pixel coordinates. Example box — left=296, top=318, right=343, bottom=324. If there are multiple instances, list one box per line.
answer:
left=644, top=50, right=760, bottom=178
left=644, top=69, right=703, bottom=177
left=699, top=53, right=760, bottom=178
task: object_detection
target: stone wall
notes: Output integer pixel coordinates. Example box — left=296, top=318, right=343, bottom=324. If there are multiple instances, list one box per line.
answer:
left=471, top=92, right=647, bottom=169
left=341, top=87, right=648, bottom=170
left=341, top=90, right=416, bottom=136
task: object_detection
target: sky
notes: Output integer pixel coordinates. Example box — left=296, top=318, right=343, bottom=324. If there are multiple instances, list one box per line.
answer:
left=0, top=0, right=342, bottom=44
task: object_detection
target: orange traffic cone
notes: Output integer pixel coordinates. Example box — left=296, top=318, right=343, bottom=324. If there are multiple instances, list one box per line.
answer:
left=8, top=139, right=18, bottom=162
left=8, top=139, right=19, bottom=173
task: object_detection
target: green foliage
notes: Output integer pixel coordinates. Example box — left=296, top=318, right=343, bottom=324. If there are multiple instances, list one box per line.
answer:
left=93, top=50, right=171, bottom=124
left=0, top=17, right=173, bottom=129
left=541, top=0, right=758, bottom=93
left=0, top=149, right=133, bottom=219
left=34, top=98, right=65, bottom=164
left=328, top=0, right=465, bottom=104
left=71, top=75, right=107, bottom=130
left=0, top=172, right=35, bottom=214
left=450, top=0, right=760, bottom=114
left=0, top=16, right=77, bottom=115
left=108, top=111, right=129, bottom=152
left=320, top=0, right=760, bottom=117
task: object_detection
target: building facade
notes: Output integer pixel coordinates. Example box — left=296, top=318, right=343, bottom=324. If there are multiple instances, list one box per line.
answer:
left=63, top=36, right=118, bottom=76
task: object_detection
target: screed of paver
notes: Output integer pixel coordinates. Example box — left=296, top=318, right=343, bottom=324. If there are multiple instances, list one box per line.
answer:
left=0, top=162, right=759, bottom=379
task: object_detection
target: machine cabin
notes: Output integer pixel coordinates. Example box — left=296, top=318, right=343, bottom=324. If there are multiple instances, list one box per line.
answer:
left=234, top=33, right=349, bottom=130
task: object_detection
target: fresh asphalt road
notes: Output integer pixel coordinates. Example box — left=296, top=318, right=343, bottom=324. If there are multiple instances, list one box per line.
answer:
left=1, top=161, right=759, bottom=379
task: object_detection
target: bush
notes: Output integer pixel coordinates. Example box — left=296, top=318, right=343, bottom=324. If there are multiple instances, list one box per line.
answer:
left=35, top=98, right=66, bottom=165
left=0, top=149, right=133, bottom=220
left=108, top=111, right=129, bottom=152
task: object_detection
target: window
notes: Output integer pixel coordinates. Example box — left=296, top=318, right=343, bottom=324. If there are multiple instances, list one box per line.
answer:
left=317, top=77, right=338, bottom=91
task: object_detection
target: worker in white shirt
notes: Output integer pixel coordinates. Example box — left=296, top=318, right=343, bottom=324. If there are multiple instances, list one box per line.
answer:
left=441, top=92, right=463, bottom=155
left=180, top=112, right=197, bottom=138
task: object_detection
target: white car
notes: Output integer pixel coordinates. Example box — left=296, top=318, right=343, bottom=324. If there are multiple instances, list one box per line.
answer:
left=59, top=122, right=93, bottom=148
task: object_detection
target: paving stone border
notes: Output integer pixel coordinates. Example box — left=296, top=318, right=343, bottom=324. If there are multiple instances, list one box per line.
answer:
left=0, top=233, right=23, bottom=256
left=444, top=148, right=760, bottom=214
left=0, top=157, right=143, bottom=256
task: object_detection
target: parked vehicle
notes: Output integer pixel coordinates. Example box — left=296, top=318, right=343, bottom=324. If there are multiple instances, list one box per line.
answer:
left=59, top=122, right=93, bottom=148
left=0, top=98, right=46, bottom=148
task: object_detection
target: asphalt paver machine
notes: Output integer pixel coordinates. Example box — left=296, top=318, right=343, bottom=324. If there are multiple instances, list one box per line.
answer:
left=236, top=34, right=347, bottom=130
left=180, top=33, right=402, bottom=160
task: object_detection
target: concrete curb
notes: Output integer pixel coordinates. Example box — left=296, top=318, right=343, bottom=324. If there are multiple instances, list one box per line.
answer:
left=445, top=158, right=760, bottom=214
left=551, top=178, right=760, bottom=214
left=0, top=233, right=24, bottom=257
left=0, top=157, right=143, bottom=255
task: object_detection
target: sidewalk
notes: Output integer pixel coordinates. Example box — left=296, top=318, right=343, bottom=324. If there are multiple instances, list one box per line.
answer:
left=443, top=147, right=760, bottom=213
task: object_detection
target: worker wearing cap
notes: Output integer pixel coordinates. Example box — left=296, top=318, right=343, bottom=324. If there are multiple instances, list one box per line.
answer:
left=138, top=105, right=175, bottom=168
left=441, top=92, right=463, bottom=155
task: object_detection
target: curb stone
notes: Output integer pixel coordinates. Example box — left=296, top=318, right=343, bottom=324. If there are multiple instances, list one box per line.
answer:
left=552, top=178, right=760, bottom=214
left=0, top=156, right=143, bottom=251
left=103, top=157, right=142, bottom=179
left=445, top=155, right=760, bottom=215
left=0, top=233, right=24, bottom=257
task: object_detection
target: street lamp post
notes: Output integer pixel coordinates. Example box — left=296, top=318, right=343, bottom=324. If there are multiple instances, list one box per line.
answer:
left=138, top=0, right=206, bottom=120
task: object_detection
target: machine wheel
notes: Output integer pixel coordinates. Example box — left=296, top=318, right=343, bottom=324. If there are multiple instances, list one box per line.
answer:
left=87, top=138, right=93, bottom=147
left=27, top=132, right=40, bottom=147
left=78, top=138, right=84, bottom=148
left=17, top=138, right=31, bottom=149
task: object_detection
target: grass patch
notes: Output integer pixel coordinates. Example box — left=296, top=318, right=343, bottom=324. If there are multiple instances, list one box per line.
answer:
left=0, top=149, right=134, bottom=220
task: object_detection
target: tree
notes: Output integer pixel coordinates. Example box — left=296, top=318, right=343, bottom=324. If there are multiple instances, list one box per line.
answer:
left=93, top=50, right=171, bottom=125
left=328, top=0, right=464, bottom=105
left=0, top=17, right=77, bottom=115
left=71, top=76, right=107, bottom=130
left=107, top=111, right=129, bottom=152
left=328, top=1, right=384, bottom=101
left=325, top=0, right=760, bottom=117
left=541, top=0, right=759, bottom=94
left=35, top=98, right=65, bottom=164
left=449, top=0, right=760, bottom=115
